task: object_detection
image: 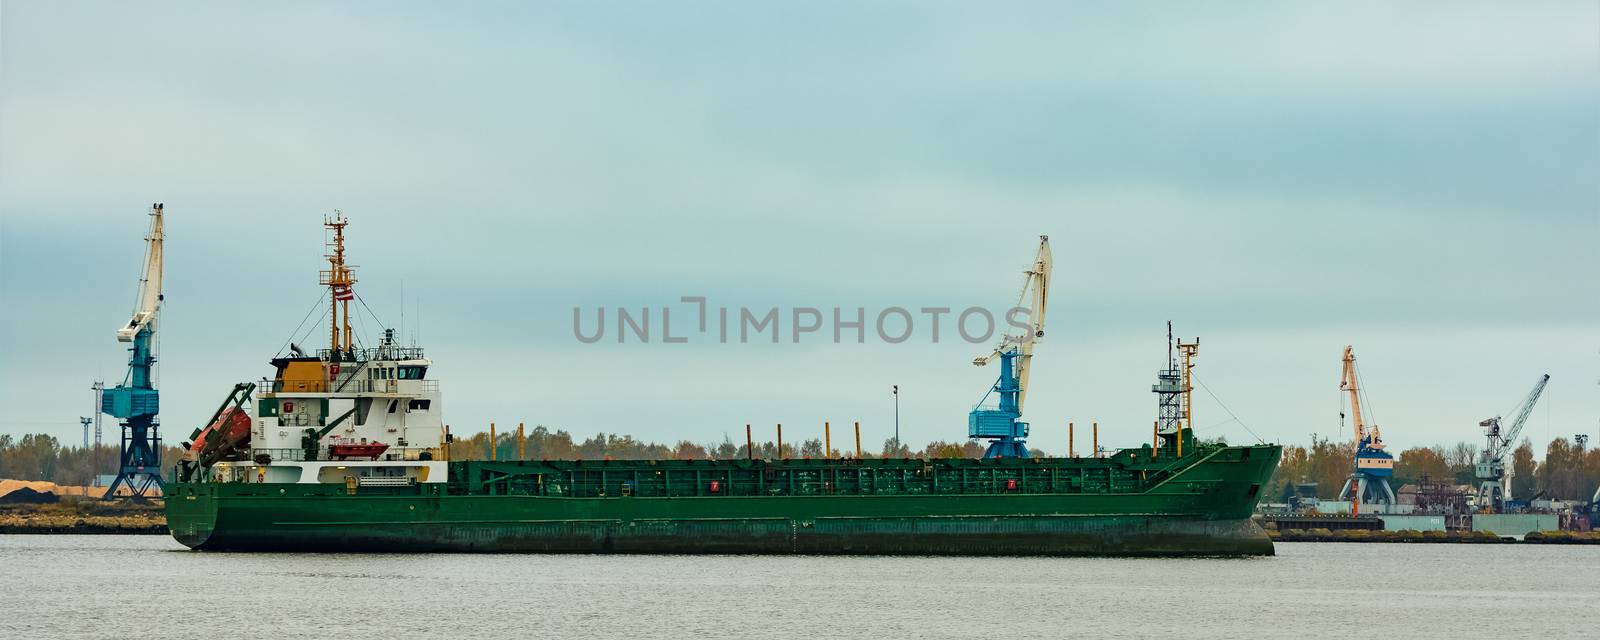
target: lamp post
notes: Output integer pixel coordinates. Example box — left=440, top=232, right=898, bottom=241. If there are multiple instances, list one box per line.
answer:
left=893, top=385, right=900, bottom=454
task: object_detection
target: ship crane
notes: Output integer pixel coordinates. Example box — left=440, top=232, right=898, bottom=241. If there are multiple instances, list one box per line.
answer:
left=1474, top=374, right=1550, bottom=513
left=968, top=235, right=1050, bottom=458
left=101, top=203, right=166, bottom=499
left=1337, top=346, right=1396, bottom=514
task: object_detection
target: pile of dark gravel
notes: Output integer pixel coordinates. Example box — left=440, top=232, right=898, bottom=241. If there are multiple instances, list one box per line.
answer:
left=0, top=487, right=60, bottom=504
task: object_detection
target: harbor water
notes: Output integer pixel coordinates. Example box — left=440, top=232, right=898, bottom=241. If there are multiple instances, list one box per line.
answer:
left=1, top=535, right=1594, bottom=639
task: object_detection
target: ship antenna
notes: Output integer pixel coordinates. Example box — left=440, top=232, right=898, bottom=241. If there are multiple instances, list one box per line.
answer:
left=323, top=212, right=356, bottom=357
left=1166, top=320, right=1174, bottom=370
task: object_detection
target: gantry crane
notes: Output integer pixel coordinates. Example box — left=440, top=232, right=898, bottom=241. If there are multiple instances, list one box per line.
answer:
left=968, top=235, right=1050, bottom=458
left=1474, top=374, right=1550, bottom=513
left=101, top=203, right=166, bottom=499
left=1337, top=346, right=1396, bottom=513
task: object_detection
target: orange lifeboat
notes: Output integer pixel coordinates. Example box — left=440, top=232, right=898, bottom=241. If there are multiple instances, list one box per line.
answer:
left=191, top=407, right=251, bottom=458
left=329, top=442, right=390, bottom=460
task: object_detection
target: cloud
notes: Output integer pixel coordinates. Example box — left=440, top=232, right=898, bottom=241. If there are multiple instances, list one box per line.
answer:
left=1, top=1, right=1595, bottom=455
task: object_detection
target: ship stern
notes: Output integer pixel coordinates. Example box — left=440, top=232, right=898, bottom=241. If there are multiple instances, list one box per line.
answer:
left=163, top=482, right=218, bottom=550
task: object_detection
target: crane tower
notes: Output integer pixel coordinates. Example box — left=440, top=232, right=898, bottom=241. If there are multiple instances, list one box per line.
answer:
left=101, top=203, right=166, bottom=499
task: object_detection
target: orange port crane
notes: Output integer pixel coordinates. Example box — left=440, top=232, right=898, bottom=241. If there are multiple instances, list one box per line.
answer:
left=1337, top=346, right=1396, bottom=513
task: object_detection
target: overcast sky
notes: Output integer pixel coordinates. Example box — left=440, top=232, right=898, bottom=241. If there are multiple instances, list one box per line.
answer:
left=1, top=2, right=1595, bottom=457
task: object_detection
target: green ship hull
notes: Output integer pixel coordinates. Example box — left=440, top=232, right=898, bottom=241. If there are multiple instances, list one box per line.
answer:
left=166, top=441, right=1280, bottom=557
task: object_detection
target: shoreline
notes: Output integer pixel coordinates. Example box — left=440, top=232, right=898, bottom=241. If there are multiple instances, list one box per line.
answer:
left=1, top=498, right=168, bottom=535
left=1269, top=529, right=1600, bottom=545
left=4, top=499, right=1595, bottom=543
left=0, top=521, right=167, bottom=535
left=5, top=522, right=1596, bottom=544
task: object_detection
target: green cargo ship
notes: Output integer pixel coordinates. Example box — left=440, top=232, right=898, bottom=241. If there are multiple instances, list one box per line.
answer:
left=168, top=441, right=1278, bottom=555
left=166, top=218, right=1280, bottom=556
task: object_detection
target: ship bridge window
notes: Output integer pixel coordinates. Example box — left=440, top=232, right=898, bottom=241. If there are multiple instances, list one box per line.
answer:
left=398, top=365, right=427, bottom=380
left=407, top=399, right=432, bottom=412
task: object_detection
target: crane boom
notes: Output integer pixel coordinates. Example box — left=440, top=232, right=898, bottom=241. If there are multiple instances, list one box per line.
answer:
left=1340, top=345, right=1366, bottom=446
left=117, top=204, right=165, bottom=342
left=1013, top=236, right=1050, bottom=413
left=1340, top=345, right=1384, bottom=448
left=1337, top=345, right=1395, bottom=511
left=1487, top=374, right=1550, bottom=461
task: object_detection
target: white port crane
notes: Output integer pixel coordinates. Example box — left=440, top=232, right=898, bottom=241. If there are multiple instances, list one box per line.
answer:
left=967, top=235, right=1051, bottom=458
left=1474, top=374, right=1550, bottom=513
left=101, top=203, right=167, bottom=498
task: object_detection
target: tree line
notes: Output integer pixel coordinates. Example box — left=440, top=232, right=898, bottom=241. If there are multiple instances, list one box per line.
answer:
left=0, top=428, right=998, bottom=485
left=447, top=425, right=994, bottom=463
left=1268, top=436, right=1600, bottom=503
left=0, top=434, right=188, bottom=487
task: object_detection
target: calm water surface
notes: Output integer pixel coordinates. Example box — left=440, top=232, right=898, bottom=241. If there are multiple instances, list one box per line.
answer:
left=1, top=535, right=1594, bottom=639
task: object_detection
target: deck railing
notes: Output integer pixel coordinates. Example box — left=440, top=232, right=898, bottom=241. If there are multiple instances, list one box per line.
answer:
left=258, top=377, right=439, bottom=395
left=247, top=447, right=441, bottom=463
left=316, top=346, right=426, bottom=362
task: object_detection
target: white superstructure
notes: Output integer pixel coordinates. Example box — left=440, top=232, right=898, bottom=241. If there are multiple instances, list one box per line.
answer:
left=201, top=215, right=449, bottom=485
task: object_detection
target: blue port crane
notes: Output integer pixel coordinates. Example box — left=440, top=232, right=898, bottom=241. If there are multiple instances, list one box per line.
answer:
left=1474, top=374, right=1549, bottom=513
left=101, top=203, right=166, bottom=499
left=968, top=236, right=1051, bottom=458
left=1337, top=345, right=1396, bottom=514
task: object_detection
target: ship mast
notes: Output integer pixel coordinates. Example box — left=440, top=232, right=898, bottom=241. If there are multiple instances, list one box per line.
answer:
left=1153, top=323, right=1198, bottom=457
left=322, top=213, right=356, bottom=356
left=1178, top=337, right=1198, bottom=439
